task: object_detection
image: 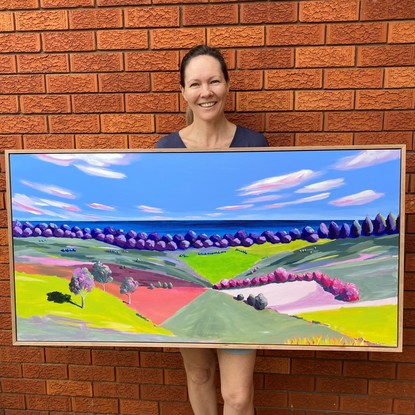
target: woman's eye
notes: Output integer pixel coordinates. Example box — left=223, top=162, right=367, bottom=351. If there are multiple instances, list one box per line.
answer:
left=211, top=80, right=220, bottom=84
left=189, top=83, right=199, bottom=88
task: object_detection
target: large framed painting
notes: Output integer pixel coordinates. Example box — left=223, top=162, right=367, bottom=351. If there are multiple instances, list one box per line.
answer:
left=6, top=145, right=405, bottom=351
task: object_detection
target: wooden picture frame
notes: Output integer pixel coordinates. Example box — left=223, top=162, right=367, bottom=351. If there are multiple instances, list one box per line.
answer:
left=6, top=145, right=405, bottom=351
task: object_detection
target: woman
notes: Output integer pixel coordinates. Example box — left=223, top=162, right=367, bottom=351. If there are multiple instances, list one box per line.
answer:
left=156, top=45, right=268, bottom=415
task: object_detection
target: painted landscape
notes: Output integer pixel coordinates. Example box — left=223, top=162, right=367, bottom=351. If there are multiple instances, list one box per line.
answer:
left=7, top=147, right=404, bottom=350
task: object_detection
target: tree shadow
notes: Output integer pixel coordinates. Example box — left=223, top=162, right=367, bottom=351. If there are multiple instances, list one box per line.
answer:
left=46, top=291, right=81, bottom=308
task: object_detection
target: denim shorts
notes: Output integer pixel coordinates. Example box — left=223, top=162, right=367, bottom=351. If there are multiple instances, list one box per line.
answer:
left=222, top=348, right=255, bottom=354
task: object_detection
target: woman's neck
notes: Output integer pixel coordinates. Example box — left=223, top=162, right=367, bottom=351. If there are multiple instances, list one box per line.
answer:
left=180, top=118, right=236, bottom=149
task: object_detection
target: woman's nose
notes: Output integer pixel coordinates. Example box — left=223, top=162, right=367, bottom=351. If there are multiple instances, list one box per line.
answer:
left=200, top=84, right=213, bottom=97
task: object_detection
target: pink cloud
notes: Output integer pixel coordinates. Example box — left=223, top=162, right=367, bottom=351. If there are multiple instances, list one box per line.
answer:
left=138, top=205, right=163, bottom=214
left=329, top=190, right=384, bottom=206
left=217, top=204, right=254, bottom=211
left=87, top=203, right=115, bottom=211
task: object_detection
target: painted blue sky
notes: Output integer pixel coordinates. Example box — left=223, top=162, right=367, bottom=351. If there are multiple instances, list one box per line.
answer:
left=9, top=148, right=402, bottom=222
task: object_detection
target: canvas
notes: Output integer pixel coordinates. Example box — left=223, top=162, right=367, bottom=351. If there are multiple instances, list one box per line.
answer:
left=6, top=145, right=405, bottom=351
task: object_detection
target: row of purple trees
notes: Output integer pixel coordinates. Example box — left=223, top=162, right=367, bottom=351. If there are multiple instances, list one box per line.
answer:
left=213, top=267, right=360, bottom=303
left=12, top=212, right=399, bottom=252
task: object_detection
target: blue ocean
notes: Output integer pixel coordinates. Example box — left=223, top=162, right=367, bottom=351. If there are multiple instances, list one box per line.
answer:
left=41, top=219, right=356, bottom=237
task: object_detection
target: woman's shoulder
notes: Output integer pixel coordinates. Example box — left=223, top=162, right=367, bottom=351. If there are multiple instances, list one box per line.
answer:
left=155, top=132, right=186, bottom=149
left=232, top=125, right=268, bottom=147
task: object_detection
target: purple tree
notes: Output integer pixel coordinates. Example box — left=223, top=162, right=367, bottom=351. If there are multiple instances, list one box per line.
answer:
left=120, top=277, right=139, bottom=304
left=69, top=267, right=95, bottom=309
left=91, top=261, right=113, bottom=291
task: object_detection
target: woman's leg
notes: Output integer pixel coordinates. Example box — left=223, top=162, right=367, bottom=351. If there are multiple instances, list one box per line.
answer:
left=180, top=348, right=218, bottom=415
left=217, top=349, right=256, bottom=415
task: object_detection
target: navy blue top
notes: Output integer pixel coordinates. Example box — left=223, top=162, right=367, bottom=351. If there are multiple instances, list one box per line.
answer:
left=156, top=125, right=268, bottom=148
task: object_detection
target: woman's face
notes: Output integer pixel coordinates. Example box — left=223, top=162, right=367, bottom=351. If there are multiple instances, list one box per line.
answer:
left=181, top=54, right=229, bottom=123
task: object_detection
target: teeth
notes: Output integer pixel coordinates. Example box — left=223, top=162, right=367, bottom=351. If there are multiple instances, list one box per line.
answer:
left=200, top=102, right=215, bottom=108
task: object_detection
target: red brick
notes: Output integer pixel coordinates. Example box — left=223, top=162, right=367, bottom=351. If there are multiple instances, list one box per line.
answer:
left=291, top=392, right=339, bottom=410
left=300, top=0, right=359, bottom=22
left=297, top=46, right=355, bottom=68
left=358, top=45, right=415, bottom=67
left=91, top=349, right=139, bottom=366
left=398, top=363, right=415, bottom=379
left=0, top=11, right=14, bottom=31
left=0, top=75, right=44, bottom=94
left=237, top=91, right=292, bottom=112
left=101, top=114, right=154, bottom=133
left=99, top=73, right=150, bottom=93
left=386, top=67, right=415, bottom=88
left=42, top=0, right=94, bottom=6
left=389, top=22, right=415, bottom=43
left=71, top=52, right=122, bottom=72
left=151, top=72, right=180, bottom=92
left=94, top=381, right=139, bottom=399
left=361, top=0, right=415, bottom=20
left=292, top=358, right=342, bottom=376
left=127, top=93, right=178, bottom=113
left=119, top=399, right=158, bottom=415
left=0, top=55, right=16, bottom=73
left=21, top=95, right=70, bottom=114
left=0, top=116, right=47, bottom=134
left=208, top=26, right=264, bottom=48
left=230, top=70, right=263, bottom=91
left=72, top=94, right=124, bottom=113
left=228, top=113, right=265, bottom=133
left=238, top=48, right=293, bottom=70
left=50, top=115, right=99, bottom=133
left=265, top=133, right=294, bottom=147
left=357, top=90, right=413, bottom=110
left=97, top=29, right=147, bottom=50
left=116, top=366, right=164, bottom=385
left=326, top=111, right=383, bottom=131
left=139, top=350, right=183, bottom=369
left=18, top=54, right=69, bottom=73
left=72, top=396, right=118, bottom=413
left=0, top=362, right=21, bottom=378
left=254, top=389, right=287, bottom=407
left=97, top=0, right=151, bottom=4
left=43, top=32, right=95, bottom=52
left=394, top=399, right=415, bottom=414
left=0, top=0, right=38, bottom=9
left=370, top=379, right=415, bottom=397
left=0, top=96, right=18, bottom=114
left=296, top=90, right=354, bottom=110
left=127, top=6, right=179, bottom=27
left=316, top=376, right=367, bottom=394
left=69, top=8, right=122, bottom=29
left=141, top=384, right=187, bottom=402
left=16, top=10, right=68, bottom=31
left=328, top=22, right=387, bottom=44
left=325, top=68, right=383, bottom=89
left=156, top=114, right=186, bottom=134
left=267, top=24, right=324, bottom=46
left=75, top=134, right=128, bottom=149
left=267, top=112, right=323, bottom=132
left=129, top=134, right=161, bottom=149
left=22, top=363, right=68, bottom=379
left=266, top=69, right=322, bottom=89
left=296, top=133, right=353, bottom=146
left=26, top=395, right=70, bottom=411
left=183, top=5, right=237, bottom=26
left=341, top=395, right=393, bottom=412
left=0, top=394, right=25, bottom=410
left=47, top=74, right=97, bottom=93
left=0, top=135, right=22, bottom=150
left=240, top=2, right=297, bottom=24
left=0, top=346, right=44, bottom=363
left=23, top=135, right=74, bottom=149
left=385, top=112, right=415, bottom=131
left=164, top=368, right=187, bottom=385
left=160, top=401, right=194, bottom=415
left=355, top=132, right=413, bottom=148
left=69, top=364, right=114, bottom=381
left=47, top=379, right=92, bottom=396
left=126, top=51, right=178, bottom=71
left=264, top=373, right=314, bottom=391
left=152, top=28, right=205, bottom=49
left=2, top=378, right=46, bottom=394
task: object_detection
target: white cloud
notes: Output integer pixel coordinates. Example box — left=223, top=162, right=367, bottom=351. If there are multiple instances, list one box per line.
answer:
left=329, top=190, right=384, bottom=206
left=217, top=204, right=254, bottom=211
left=335, top=150, right=400, bottom=170
left=296, top=178, right=345, bottom=193
left=21, top=180, right=75, bottom=199
left=74, top=164, right=126, bottom=179
left=138, top=205, right=164, bottom=214
left=265, top=192, right=330, bottom=208
left=87, top=203, right=115, bottom=211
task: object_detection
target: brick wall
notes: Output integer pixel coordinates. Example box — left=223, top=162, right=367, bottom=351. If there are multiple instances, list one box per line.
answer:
left=0, top=0, right=414, bottom=414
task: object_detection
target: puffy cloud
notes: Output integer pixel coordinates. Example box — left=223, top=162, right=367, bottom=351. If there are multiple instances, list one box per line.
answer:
left=335, top=149, right=400, bottom=170
left=296, top=178, right=344, bottom=193
left=21, top=180, right=75, bottom=199
left=138, top=205, right=164, bottom=214
left=74, top=164, right=126, bottom=179
left=329, top=190, right=384, bottom=206
left=239, top=169, right=317, bottom=196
